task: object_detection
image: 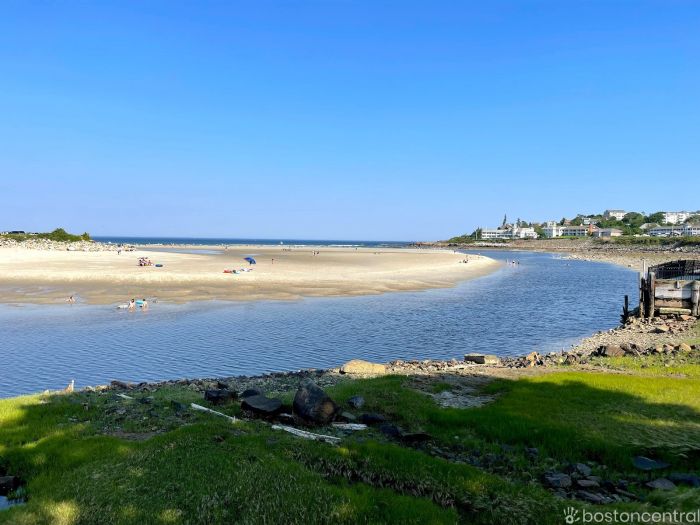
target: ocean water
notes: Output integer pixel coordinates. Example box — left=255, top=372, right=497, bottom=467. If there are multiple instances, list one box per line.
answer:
left=93, top=236, right=409, bottom=248
left=0, top=251, right=637, bottom=398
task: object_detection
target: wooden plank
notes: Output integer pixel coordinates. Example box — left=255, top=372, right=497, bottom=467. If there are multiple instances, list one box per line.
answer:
left=191, top=403, right=237, bottom=423
left=271, top=424, right=341, bottom=444
left=658, top=307, right=692, bottom=315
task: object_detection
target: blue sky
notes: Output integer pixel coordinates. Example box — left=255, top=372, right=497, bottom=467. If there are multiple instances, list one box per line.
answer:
left=1, top=1, right=698, bottom=240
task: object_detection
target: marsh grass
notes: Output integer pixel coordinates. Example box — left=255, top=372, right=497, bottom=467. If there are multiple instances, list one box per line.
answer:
left=1, top=364, right=699, bottom=524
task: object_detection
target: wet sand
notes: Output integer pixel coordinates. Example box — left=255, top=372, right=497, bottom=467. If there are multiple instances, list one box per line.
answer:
left=0, top=245, right=499, bottom=305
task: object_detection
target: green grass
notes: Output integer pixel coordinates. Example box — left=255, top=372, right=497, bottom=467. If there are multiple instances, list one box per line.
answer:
left=1, top=365, right=699, bottom=524
left=0, top=228, right=90, bottom=243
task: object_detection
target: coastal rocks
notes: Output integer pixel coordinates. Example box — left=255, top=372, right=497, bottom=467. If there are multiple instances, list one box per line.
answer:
left=110, top=380, right=133, bottom=390
left=527, top=352, right=541, bottom=365
left=632, top=456, right=670, bottom=471
left=359, top=413, right=387, bottom=425
left=293, top=381, right=339, bottom=424
left=347, top=395, right=365, bottom=409
left=241, top=388, right=263, bottom=399
left=646, top=478, right=676, bottom=491
left=204, top=389, right=237, bottom=406
left=600, top=345, right=625, bottom=357
left=544, top=472, right=572, bottom=489
left=241, top=395, right=282, bottom=416
left=668, top=472, right=700, bottom=487
left=340, top=360, right=387, bottom=376
left=464, top=354, right=501, bottom=365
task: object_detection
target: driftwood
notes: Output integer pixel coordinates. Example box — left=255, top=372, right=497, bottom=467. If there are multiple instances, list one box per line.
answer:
left=331, top=423, right=368, bottom=431
left=271, top=424, right=340, bottom=444
left=116, top=393, right=134, bottom=400
left=191, top=403, right=237, bottom=423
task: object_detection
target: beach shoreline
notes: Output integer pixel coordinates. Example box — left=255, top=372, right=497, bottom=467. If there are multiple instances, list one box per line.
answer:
left=0, top=244, right=500, bottom=305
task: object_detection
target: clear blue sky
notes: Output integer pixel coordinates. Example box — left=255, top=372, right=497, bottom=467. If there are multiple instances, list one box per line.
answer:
left=1, top=1, right=698, bottom=240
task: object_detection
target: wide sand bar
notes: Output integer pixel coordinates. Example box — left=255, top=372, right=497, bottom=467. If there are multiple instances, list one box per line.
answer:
left=0, top=245, right=499, bottom=305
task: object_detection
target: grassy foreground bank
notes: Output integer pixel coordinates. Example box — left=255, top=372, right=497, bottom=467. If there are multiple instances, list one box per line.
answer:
left=1, top=354, right=699, bottom=523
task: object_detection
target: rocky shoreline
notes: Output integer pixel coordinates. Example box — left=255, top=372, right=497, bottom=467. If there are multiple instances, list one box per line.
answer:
left=0, top=238, right=118, bottom=251
left=417, top=238, right=700, bottom=271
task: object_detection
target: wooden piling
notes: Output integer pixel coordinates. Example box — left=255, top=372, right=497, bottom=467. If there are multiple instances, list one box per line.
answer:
left=647, top=271, right=656, bottom=319
left=692, top=281, right=700, bottom=317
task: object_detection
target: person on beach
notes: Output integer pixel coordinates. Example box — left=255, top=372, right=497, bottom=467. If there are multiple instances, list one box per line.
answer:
left=128, top=298, right=135, bottom=311
left=67, top=295, right=75, bottom=304
left=142, top=298, right=148, bottom=310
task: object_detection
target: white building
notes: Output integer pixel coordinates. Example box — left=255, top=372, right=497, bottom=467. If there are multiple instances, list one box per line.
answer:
left=544, top=222, right=596, bottom=238
left=593, top=228, right=623, bottom=238
left=603, top=210, right=627, bottom=221
left=663, top=211, right=693, bottom=225
left=649, top=224, right=700, bottom=237
left=480, top=227, right=538, bottom=240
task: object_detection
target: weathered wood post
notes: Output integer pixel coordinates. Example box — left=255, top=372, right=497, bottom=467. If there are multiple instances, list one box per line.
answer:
left=692, top=281, right=700, bottom=317
left=639, top=273, right=645, bottom=318
left=647, top=271, right=656, bottom=319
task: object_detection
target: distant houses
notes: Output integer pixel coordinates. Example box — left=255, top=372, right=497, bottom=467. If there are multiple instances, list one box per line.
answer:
left=603, top=209, right=627, bottom=221
left=470, top=208, right=699, bottom=242
left=649, top=224, right=700, bottom=237
left=480, top=226, right=538, bottom=240
left=663, top=211, right=694, bottom=225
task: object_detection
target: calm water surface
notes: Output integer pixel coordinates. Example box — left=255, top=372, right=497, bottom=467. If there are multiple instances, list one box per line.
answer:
left=0, top=251, right=637, bottom=398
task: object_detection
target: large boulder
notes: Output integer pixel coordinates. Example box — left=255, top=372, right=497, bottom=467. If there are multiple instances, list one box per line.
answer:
left=241, top=395, right=282, bottom=416
left=293, top=381, right=339, bottom=424
left=204, top=389, right=237, bottom=405
left=646, top=478, right=676, bottom=491
left=340, top=360, right=387, bottom=376
left=464, top=354, right=501, bottom=365
left=601, top=345, right=625, bottom=358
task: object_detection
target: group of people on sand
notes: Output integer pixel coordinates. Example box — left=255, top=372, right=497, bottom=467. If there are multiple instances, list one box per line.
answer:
left=138, top=257, right=153, bottom=266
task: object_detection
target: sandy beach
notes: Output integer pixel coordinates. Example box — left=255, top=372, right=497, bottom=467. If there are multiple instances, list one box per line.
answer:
left=0, top=245, right=499, bottom=305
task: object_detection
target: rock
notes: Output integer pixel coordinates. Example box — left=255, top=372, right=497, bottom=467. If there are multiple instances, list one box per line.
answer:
left=400, top=431, right=432, bottom=443
left=544, top=472, right=572, bottom=489
left=576, top=490, right=605, bottom=504
left=653, top=345, right=664, bottom=354
left=358, top=413, right=387, bottom=425
left=379, top=423, right=402, bottom=438
left=679, top=343, right=692, bottom=353
left=646, top=478, right=676, bottom=491
left=576, top=479, right=599, bottom=488
left=240, top=388, right=263, bottom=399
left=654, top=325, right=670, bottom=334
left=293, top=381, right=339, bottom=424
left=576, top=463, right=592, bottom=476
left=204, top=389, right=237, bottom=406
left=526, top=352, right=541, bottom=366
left=601, top=345, right=625, bottom=357
left=464, top=354, right=501, bottom=365
left=668, top=472, right=700, bottom=487
left=347, top=395, right=365, bottom=409
left=337, top=411, right=357, bottom=422
left=170, top=400, right=186, bottom=413
left=276, top=413, right=296, bottom=425
left=110, top=380, right=131, bottom=390
left=241, top=394, right=283, bottom=416
left=525, top=447, right=539, bottom=458
left=0, top=476, right=19, bottom=495
left=633, top=456, right=670, bottom=471
left=340, top=360, right=387, bottom=376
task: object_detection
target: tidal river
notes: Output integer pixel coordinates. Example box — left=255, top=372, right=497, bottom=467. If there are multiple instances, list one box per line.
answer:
left=0, top=251, right=637, bottom=398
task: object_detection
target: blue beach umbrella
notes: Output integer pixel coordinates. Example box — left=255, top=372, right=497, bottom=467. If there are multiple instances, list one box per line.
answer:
left=244, top=257, right=256, bottom=264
